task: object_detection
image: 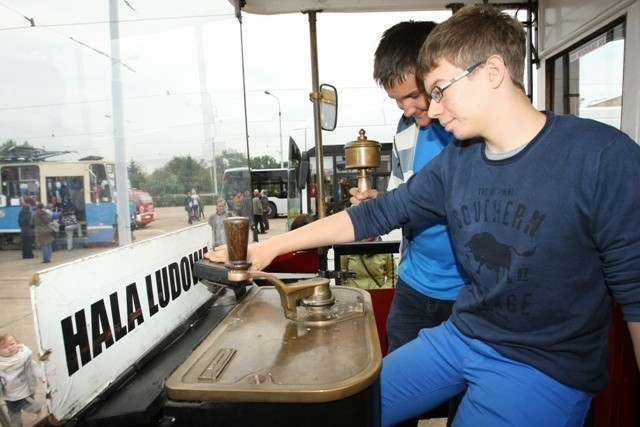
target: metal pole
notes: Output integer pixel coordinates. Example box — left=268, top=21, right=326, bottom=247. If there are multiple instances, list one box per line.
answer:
left=212, top=137, right=218, bottom=195
left=237, top=13, right=251, bottom=169
left=278, top=106, right=283, bottom=168
left=306, top=11, right=326, bottom=220
left=108, top=0, right=131, bottom=246
left=264, top=90, right=283, bottom=168
left=305, top=11, right=328, bottom=271
left=211, top=105, right=219, bottom=195
left=194, top=24, right=216, bottom=194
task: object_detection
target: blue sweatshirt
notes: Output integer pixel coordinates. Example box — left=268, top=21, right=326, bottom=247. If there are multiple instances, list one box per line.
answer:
left=347, top=112, right=640, bottom=393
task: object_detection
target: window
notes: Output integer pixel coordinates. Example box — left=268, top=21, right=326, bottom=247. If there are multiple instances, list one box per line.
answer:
left=549, top=20, right=625, bottom=129
left=1, top=165, right=40, bottom=203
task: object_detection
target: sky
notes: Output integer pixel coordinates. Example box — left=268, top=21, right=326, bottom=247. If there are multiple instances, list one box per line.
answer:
left=0, top=0, right=451, bottom=172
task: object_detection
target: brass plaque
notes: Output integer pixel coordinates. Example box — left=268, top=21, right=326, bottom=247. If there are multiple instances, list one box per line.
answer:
left=198, top=348, right=236, bottom=381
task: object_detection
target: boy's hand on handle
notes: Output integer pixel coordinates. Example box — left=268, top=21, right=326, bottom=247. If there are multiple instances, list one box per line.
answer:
left=205, top=210, right=355, bottom=271
left=349, top=187, right=379, bottom=206
left=205, top=245, right=228, bottom=263
left=204, top=242, right=277, bottom=272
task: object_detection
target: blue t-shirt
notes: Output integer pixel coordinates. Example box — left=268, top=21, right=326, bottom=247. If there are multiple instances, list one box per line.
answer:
left=398, top=122, right=467, bottom=300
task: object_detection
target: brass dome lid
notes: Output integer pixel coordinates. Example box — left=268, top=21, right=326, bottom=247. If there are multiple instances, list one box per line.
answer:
left=344, top=129, right=381, bottom=170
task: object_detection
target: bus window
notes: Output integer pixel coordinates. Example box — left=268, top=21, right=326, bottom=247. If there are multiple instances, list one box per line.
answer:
left=302, top=143, right=393, bottom=217
left=220, top=167, right=251, bottom=208
left=550, top=20, right=625, bottom=129
left=221, top=167, right=288, bottom=218
left=1, top=165, right=40, bottom=205
left=90, top=163, right=114, bottom=203
left=251, top=169, right=287, bottom=198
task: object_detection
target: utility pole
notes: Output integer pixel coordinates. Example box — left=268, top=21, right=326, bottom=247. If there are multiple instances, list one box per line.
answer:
left=264, top=90, right=284, bottom=168
left=108, top=0, right=131, bottom=246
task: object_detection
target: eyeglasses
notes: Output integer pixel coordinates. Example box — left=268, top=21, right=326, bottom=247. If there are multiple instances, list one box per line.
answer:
left=427, top=62, right=484, bottom=103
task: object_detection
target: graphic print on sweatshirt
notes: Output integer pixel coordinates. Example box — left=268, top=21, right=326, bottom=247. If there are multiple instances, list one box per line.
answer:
left=464, top=232, right=536, bottom=284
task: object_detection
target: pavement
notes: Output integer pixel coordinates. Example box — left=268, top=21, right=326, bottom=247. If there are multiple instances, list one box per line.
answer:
left=0, top=207, right=288, bottom=426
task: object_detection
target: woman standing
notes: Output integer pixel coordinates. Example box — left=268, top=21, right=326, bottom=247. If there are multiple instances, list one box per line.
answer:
left=18, top=205, right=35, bottom=259
left=33, top=203, right=53, bottom=263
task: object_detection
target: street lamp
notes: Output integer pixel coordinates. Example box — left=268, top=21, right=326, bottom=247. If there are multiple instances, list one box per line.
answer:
left=264, top=90, right=283, bottom=168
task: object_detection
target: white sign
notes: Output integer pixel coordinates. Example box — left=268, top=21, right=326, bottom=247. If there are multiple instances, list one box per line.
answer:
left=30, top=225, right=213, bottom=422
left=569, top=33, right=607, bottom=62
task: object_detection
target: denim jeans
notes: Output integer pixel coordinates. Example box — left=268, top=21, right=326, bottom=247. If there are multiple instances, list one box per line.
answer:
left=41, top=243, right=52, bottom=262
left=386, top=278, right=455, bottom=353
left=381, top=321, right=591, bottom=427
left=5, top=395, right=42, bottom=427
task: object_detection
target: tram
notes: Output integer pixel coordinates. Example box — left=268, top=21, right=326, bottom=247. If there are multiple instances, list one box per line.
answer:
left=0, top=153, right=131, bottom=248
left=27, top=1, right=639, bottom=426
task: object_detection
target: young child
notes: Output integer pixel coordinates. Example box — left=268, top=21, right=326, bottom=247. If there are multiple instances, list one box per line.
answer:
left=0, top=334, right=42, bottom=427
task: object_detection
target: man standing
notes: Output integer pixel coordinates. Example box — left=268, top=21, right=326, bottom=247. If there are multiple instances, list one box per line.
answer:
left=208, top=198, right=229, bottom=248
left=184, top=191, right=193, bottom=224
left=18, top=205, right=35, bottom=259
left=252, top=189, right=265, bottom=234
left=260, top=190, right=270, bottom=231
left=190, top=189, right=200, bottom=222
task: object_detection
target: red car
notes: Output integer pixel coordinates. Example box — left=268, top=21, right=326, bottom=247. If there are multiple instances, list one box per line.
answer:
left=130, top=189, right=155, bottom=227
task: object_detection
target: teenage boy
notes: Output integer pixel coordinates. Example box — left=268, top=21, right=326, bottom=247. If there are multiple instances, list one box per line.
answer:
left=368, top=20, right=468, bottom=354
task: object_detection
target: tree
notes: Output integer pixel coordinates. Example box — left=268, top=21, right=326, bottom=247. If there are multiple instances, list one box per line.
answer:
left=1, top=139, right=32, bottom=161
left=128, top=160, right=148, bottom=190
left=122, top=150, right=282, bottom=199
left=217, top=149, right=248, bottom=170
left=1, top=139, right=20, bottom=152
left=250, top=155, right=280, bottom=169
left=146, top=155, right=211, bottom=196
left=147, top=168, right=181, bottom=196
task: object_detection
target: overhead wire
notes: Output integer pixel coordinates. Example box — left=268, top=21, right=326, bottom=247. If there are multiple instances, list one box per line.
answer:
left=0, top=1, right=233, bottom=108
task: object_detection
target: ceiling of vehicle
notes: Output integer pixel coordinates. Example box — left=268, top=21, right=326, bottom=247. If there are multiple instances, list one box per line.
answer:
left=228, top=0, right=530, bottom=15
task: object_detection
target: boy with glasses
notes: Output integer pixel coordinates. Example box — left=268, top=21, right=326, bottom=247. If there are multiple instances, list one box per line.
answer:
left=207, top=5, right=640, bottom=425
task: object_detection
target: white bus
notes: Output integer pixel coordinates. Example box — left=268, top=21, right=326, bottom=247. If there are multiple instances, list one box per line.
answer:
left=220, top=167, right=289, bottom=218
